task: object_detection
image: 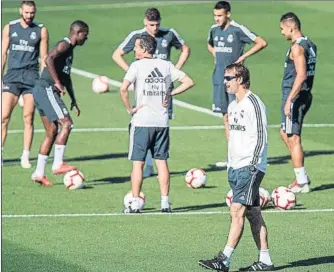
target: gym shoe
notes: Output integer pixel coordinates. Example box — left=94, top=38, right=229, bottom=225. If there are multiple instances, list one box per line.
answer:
left=289, top=179, right=310, bottom=193
left=239, top=261, right=275, bottom=271
left=215, top=161, right=228, bottom=168
left=143, top=165, right=154, bottom=178
left=20, top=156, right=32, bottom=169
left=199, top=251, right=229, bottom=272
left=52, top=162, right=77, bottom=175
left=161, top=207, right=172, bottom=213
left=31, top=173, right=53, bottom=187
left=123, top=206, right=140, bottom=214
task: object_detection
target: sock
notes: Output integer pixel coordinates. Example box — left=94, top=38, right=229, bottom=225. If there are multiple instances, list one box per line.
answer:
left=259, top=249, right=273, bottom=266
left=52, top=144, right=66, bottom=170
left=294, top=167, right=308, bottom=185
left=145, top=150, right=153, bottom=167
left=21, top=149, right=30, bottom=159
left=161, top=195, right=170, bottom=209
left=222, top=245, right=234, bottom=266
left=35, top=154, right=48, bottom=177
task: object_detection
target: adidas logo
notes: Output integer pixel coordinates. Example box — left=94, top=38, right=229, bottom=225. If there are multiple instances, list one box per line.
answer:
left=11, top=32, right=18, bottom=37
left=145, top=68, right=166, bottom=83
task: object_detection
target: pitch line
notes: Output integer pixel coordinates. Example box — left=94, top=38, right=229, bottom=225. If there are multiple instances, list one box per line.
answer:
left=7, top=124, right=334, bottom=135
left=2, top=208, right=334, bottom=219
left=2, top=1, right=213, bottom=13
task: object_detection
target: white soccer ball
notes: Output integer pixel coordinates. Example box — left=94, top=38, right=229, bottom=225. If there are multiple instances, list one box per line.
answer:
left=185, top=168, right=207, bottom=189
left=271, top=186, right=291, bottom=200
left=18, top=95, right=24, bottom=107
left=272, top=187, right=296, bottom=210
left=123, top=191, right=146, bottom=210
left=225, top=189, right=233, bottom=207
left=259, top=187, right=271, bottom=208
left=92, top=75, right=109, bottom=93
left=63, top=170, right=85, bottom=190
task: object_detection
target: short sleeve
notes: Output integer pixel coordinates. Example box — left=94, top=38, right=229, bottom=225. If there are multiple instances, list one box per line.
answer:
left=170, top=29, right=185, bottom=49
left=124, top=62, right=137, bottom=83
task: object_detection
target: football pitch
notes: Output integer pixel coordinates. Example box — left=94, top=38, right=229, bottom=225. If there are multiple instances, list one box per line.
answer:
left=2, top=1, right=334, bottom=271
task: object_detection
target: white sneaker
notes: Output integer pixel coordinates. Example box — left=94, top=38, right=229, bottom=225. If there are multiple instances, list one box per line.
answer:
left=143, top=165, right=154, bottom=178
left=290, top=182, right=310, bottom=194
left=215, top=161, right=228, bottom=167
left=21, top=156, right=32, bottom=169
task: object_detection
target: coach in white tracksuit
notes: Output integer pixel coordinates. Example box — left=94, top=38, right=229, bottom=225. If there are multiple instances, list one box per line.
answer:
left=199, top=63, right=274, bottom=272
left=120, top=35, right=194, bottom=213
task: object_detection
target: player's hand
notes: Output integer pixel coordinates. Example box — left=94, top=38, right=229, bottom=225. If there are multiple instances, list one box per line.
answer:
left=284, top=100, right=291, bottom=118
left=162, top=99, right=168, bottom=108
left=54, top=82, right=65, bottom=96
left=71, top=102, right=81, bottom=117
left=234, top=56, right=245, bottom=64
left=129, top=105, right=143, bottom=115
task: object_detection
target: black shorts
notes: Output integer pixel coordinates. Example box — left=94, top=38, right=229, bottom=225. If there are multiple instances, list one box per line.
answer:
left=33, top=80, right=70, bottom=122
left=2, top=69, right=39, bottom=96
left=281, top=91, right=312, bottom=136
left=212, top=84, right=235, bottom=115
left=128, top=125, right=169, bottom=161
left=228, top=166, right=265, bottom=206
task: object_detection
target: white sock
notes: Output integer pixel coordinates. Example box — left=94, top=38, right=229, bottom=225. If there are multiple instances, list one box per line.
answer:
left=145, top=150, right=153, bottom=167
left=161, top=195, right=170, bottom=209
left=259, top=249, right=273, bottom=265
left=21, top=149, right=30, bottom=159
left=294, top=167, right=308, bottom=185
left=52, top=144, right=66, bottom=170
left=222, top=245, right=234, bottom=266
left=35, top=154, right=48, bottom=177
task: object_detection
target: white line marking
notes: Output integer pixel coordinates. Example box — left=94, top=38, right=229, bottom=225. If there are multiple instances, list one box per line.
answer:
left=2, top=1, right=212, bottom=13
left=71, top=67, right=334, bottom=125
left=2, top=208, right=334, bottom=219
left=7, top=124, right=334, bottom=134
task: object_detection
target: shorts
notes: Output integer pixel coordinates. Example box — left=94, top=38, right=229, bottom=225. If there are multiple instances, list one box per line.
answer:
left=281, top=91, right=312, bottom=136
left=212, top=84, right=235, bottom=115
left=2, top=69, right=39, bottom=96
left=33, top=80, right=70, bottom=122
left=128, top=125, right=169, bottom=161
left=228, top=166, right=265, bottom=206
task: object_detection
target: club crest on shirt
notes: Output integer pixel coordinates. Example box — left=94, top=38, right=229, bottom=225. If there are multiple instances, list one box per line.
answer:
left=30, top=31, right=36, bottom=40
left=161, top=39, right=168, bottom=48
left=227, top=34, right=233, bottom=43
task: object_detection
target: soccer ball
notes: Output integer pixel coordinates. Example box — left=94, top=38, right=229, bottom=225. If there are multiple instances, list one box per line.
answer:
left=272, top=187, right=296, bottom=210
left=63, top=170, right=85, bottom=190
left=259, top=187, right=271, bottom=208
left=225, top=189, right=233, bottom=207
left=271, top=186, right=291, bottom=200
left=123, top=191, right=146, bottom=210
left=18, top=95, right=24, bottom=107
left=185, top=168, right=207, bottom=189
left=92, top=76, right=109, bottom=93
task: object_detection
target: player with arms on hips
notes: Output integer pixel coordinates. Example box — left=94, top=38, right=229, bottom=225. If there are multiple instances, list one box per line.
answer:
left=1, top=1, right=49, bottom=168
left=199, top=63, right=274, bottom=271
left=280, top=13, right=317, bottom=193
left=113, top=7, right=190, bottom=178
left=31, top=20, right=89, bottom=186
left=207, top=1, right=267, bottom=167
left=120, top=35, right=194, bottom=213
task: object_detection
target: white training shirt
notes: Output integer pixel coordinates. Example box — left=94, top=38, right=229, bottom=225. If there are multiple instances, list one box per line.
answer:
left=227, top=91, right=268, bottom=173
left=124, top=58, right=185, bottom=127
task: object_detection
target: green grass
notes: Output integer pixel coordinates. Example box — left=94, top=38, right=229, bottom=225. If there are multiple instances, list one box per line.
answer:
left=2, top=1, right=334, bottom=272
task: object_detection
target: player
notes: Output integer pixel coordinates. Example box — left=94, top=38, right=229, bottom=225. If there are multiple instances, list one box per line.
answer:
left=199, top=63, right=274, bottom=271
left=30, top=20, right=89, bottom=186
left=207, top=1, right=267, bottom=167
left=1, top=1, right=49, bottom=168
left=120, top=35, right=194, bottom=213
left=113, top=7, right=190, bottom=178
left=279, top=12, right=317, bottom=193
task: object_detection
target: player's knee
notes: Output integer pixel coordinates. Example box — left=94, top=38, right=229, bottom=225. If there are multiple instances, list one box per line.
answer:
left=287, top=134, right=300, bottom=146
left=23, top=113, right=34, bottom=126
left=230, top=203, right=245, bottom=218
left=1, top=115, right=10, bottom=126
left=62, top=119, right=73, bottom=130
